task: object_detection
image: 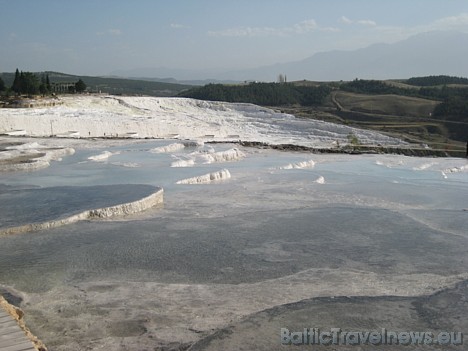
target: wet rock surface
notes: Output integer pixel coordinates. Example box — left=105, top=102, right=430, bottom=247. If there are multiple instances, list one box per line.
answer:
left=190, top=280, right=468, bottom=351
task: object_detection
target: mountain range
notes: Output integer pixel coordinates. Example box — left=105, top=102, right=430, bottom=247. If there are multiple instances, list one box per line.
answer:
left=111, top=31, right=468, bottom=83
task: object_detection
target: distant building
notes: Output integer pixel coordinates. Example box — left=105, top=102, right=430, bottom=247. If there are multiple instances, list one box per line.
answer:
left=51, top=82, right=76, bottom=93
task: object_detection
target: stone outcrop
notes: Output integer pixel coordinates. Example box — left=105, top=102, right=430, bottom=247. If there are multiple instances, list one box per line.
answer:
left=279, top=159, right=315, bottom=170
left=4, top=99, right=63, bottom=109
left=0, top=147, right=75, bottom=172
left=237, top=141, right=461, bottom=157
left=176, top=169, right=231, bottom=184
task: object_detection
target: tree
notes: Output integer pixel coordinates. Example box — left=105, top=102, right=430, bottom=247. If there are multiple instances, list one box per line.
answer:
left=12, top=68, right=21, bottom=94
left=39, top=82, right=48, bottom=96
left=11, top=70, right=38, bottom=96
left=75, top=79, right=86, bottom=93
left=179, top=83, right=331, bottom=106
left=347, top=132, right=360, bottom=146
left=46, top=74, right=51, bottom=92
left=0, top=77, right=5, bottom=92
left=21, top=72, right=39, bottom=96
left=39, top=74, right=48, bottom=96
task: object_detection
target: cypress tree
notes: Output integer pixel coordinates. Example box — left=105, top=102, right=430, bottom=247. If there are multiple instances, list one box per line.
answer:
left=12, top=68, right=21, bottom=94
left=75, top=79, right=86, bottom=93
left=0, top=76, right=5, bottom=92
left=46, top=74, right=51, bottom=92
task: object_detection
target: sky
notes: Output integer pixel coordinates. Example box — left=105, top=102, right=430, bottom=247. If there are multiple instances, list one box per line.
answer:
left=1, top=0, right=468, bottom=77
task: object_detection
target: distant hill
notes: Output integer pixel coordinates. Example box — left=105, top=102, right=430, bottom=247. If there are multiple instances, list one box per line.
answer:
left=110, top=67, right=240, bottom=85
left=0, top=71, right=193, bottom=97
left=220, top=31, right=468, bottom=82
left=107, top=31, right=468, bottom=83
left=112, top=76, right=241, bottom=86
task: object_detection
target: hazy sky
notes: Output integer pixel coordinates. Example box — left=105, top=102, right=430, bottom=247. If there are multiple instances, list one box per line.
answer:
left=1, top=0, right=468, bottom=76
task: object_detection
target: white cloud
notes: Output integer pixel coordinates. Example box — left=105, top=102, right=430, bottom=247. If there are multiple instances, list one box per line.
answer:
left=108, top=29, right=122, bottom=36
left=433, top=13, right=468, bottom=29
left=208, top=19, right=330, bottom=37
left=340, top=16, right=377, bottom=26
left=171, top=23, right=189, bottom=29
left=357, top=20, right=377, bottom=27
left=372, top=12, right=468, bottom=42
left=332, top=12, right=468, bottom=52
left=293, top=19, right=318, bottom=34
left=320, top=27, right=341, bottom=33
left=340, top=16, right=353, bottom=24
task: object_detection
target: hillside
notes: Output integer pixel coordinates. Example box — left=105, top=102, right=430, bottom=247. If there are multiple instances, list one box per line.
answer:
left=181, top=76, right=468, bottom=152
left=0, top=71, right=193, bottom=97
left=406, top=75, right=468, bottom=87
left=333, top=91, right=438, bottom=117
left=178, top=82, right=331, bottom=106
left=1, top=71, right=466, bottom=153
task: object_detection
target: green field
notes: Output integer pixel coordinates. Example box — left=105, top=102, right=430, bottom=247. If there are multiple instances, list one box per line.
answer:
left=278, top=89, right=465, bottom=155
left=333, top=91, right=439, bottom=117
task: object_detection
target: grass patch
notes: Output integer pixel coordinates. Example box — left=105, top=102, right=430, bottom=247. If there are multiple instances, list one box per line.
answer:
left=334, top=91, right=439, bottom=117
